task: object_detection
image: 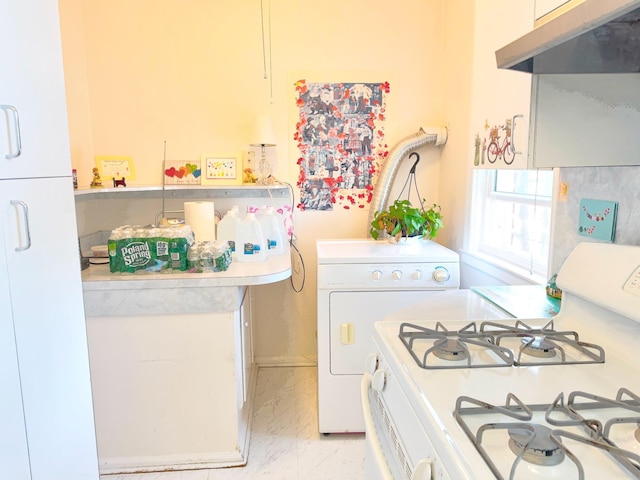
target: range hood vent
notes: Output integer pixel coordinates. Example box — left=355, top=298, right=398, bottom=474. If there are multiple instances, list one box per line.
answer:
left=496, top=0, right=640, bottom=73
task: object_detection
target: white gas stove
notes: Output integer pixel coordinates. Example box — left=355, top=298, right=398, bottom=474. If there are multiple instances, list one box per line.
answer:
left=363, top=242, right=640, bottom=479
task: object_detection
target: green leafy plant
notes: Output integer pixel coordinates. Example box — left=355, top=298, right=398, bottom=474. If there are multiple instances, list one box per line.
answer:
left=369, top=199, right=444, bottom=242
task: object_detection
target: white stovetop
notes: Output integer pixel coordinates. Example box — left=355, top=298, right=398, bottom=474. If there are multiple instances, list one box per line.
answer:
left=375, top=306, right=640, bottom=479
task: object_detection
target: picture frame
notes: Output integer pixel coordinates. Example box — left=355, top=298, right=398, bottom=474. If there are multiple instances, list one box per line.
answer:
left=95, top=155, right=136, bottom=180
left=164, top=160, right=201, bottom=185
left=200, top=153, right=242, bottom=186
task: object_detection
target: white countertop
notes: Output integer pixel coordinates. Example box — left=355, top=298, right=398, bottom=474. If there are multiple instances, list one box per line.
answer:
left=82, top=252, right=292, bottom=291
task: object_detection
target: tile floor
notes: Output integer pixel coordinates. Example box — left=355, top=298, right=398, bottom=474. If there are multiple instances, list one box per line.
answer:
left=101, top=366, right=365, bottom=480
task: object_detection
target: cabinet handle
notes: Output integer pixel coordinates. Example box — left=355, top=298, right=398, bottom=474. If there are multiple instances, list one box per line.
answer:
left=10, top=200, right=31, bottom=252
left=510, top=114, right=524, bottom=156
left=1, top=105, right=22, bottom=159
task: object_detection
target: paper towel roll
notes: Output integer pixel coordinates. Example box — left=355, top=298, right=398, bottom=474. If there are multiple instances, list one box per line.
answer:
left=184, top=201, right=216, bottom=241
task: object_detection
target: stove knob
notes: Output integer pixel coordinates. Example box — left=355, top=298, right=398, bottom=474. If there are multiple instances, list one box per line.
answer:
left=392, top=270, right=402, bottom=280
left=371, top=270, right=382, bottom=281
left=364, top=354, right=379, bottom=374
left=432, top=266, right=450, bottom=283
left=412, top=459, right=433, bottom=480
left=372, top=370, right=386, bottom=392
left=412, top=270, right=422, bottom=280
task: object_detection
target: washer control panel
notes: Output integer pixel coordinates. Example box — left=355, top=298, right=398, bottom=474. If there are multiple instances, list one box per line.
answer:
left=318, top=262, right=460, bottom=290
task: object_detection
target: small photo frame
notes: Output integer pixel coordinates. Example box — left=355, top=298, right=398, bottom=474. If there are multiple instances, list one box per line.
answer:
left=95, top=155, right=136, bottom=180
left=200, top=154, right=242, bottom=185
left=164, top=160, right=201, bottom=185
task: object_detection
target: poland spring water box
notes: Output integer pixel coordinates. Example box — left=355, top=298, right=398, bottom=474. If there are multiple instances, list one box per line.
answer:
left=108, top=225, right=194, bottom=273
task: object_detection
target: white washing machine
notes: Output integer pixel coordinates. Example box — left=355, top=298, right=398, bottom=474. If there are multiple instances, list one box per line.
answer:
left=316, top=238, right=461, bottom=433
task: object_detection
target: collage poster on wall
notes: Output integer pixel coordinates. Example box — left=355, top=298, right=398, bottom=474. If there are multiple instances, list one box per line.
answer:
left=293, top=80, right=390, bottom=211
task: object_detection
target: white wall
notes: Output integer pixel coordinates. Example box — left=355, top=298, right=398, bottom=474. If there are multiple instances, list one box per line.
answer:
left=59, top=0, right=456, bottom=365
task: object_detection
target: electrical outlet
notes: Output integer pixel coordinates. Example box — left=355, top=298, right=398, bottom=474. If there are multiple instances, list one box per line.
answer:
left=558, top=182, right=569, bottom=201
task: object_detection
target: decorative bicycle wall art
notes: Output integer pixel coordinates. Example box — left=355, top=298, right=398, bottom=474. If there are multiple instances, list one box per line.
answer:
left=473, top=115, right=524, bottom=167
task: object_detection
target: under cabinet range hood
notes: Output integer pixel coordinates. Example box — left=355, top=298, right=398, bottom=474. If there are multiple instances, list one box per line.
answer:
left=496, top=0, right=640, bottom=73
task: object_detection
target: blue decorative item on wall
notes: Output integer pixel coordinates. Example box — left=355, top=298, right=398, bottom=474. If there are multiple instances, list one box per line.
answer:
left=578, top=198, right=618, bottom=242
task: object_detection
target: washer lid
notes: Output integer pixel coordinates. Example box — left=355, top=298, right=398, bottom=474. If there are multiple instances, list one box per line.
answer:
left=316, top=238, right=459, bottom=264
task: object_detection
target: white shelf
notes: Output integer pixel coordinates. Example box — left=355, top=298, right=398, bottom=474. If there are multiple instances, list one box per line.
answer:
left=74, top=184, right=290, bottom=200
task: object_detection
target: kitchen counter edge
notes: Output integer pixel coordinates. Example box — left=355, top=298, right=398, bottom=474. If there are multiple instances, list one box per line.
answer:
left=82, top=253, right=292, bottom=290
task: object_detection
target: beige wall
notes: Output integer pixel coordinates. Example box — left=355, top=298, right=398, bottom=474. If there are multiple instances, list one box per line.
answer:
left=59, top=0, right=472, bottom=365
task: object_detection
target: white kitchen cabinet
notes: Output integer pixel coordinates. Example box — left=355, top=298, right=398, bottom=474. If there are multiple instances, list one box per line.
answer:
left=0, top=178, right=99, bottom=479
left=0, top=233, right=30, bottom=480
left=530, top=73, right=640, bottom=167
left=84, top=283, right=257, bottom=474
left=470, top=0, right=535, bottom=169
left=0, top=0, right=100, bottom=477
left=0, top=0, right=72, bottom=180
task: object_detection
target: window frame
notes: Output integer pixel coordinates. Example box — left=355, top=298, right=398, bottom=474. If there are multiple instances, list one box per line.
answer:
left=468, top=168, right=554, bottom=281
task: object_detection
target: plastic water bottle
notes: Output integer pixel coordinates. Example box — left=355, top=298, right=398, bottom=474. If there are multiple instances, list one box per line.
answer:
left=216, top=208, right=240, bottom=258
left=235, top=212, right=267, bottom=262
left=259, top=206, right=286, bottom=256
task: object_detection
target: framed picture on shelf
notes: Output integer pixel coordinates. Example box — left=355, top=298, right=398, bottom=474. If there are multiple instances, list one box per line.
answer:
left=95, top=155, right=136, bottom=181
left=164, top=160, right=201, bottom=185
left=200, top=153, right=242, bottom=186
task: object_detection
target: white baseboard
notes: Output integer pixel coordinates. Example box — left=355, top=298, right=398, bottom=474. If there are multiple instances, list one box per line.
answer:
left=99, top=450, right=246, bottom=475
left=255, top=355, right=317, bottom=367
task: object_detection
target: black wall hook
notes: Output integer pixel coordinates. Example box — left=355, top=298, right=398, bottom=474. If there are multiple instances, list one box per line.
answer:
left=409, top=152, right=420, bottom=173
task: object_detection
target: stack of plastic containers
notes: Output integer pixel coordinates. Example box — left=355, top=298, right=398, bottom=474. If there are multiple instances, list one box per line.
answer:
left=235, top=211, right=267, bottom=262
left=259, top=206, right=287, bottom=256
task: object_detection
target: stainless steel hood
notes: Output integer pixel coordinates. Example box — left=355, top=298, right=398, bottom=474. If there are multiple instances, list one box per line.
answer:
left=496, top=0, right=640, bottom=73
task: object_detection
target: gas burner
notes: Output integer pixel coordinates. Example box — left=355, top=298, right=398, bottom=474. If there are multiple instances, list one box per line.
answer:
left=521, top=335, right=557, bottom=358
left=398, top=322, right=514, bottom=369
left=455, top=389, right=640, bottom=480
left=508, top=424, right=564, bottom=466
left=432, top=338, right=469, bottom=361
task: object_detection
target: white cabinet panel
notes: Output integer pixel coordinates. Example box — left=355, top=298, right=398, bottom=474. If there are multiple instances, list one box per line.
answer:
left=1, top=177, right=99, bottom=480
left=0, top=235, right=30, bottom=480
left=470, top=0, right=535, bottom=169
left=0, top=0, right=72, bottom=180
left=531, top=74, right=640, bottom=167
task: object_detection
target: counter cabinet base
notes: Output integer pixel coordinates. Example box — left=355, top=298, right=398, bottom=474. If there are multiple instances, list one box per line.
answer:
left=86, top=304, right=256, bottom=474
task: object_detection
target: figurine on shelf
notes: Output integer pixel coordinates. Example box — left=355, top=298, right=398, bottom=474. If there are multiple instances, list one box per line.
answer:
left=90, top=167, right=103, bottom=188
left=113, top=177, right=127, bottom=188
left=243, top=167, right=257, bottom=184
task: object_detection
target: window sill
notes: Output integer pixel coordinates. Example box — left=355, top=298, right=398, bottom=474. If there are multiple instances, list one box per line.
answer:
left=459, top=249, right=547, bottom=287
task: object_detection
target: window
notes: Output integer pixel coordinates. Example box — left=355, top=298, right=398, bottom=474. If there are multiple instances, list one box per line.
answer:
left=468, top=169, right=554, bottom=280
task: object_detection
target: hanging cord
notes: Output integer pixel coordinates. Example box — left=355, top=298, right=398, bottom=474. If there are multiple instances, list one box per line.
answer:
left=268, top=0, right=273, bottom=103
left=396, top=152, right=424, bottom=210
left=267, top=176, right=305, bottom=293
left=260, top=0, right=274, bottom=103
left=260, top=0, right=267, bottom=79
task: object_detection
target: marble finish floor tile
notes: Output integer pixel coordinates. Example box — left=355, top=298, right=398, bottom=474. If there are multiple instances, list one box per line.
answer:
left=100, top=366, right=364, bottom=480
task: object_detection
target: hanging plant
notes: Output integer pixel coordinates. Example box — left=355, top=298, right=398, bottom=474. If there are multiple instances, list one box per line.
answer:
left=369, top=199, right=443, bottom=242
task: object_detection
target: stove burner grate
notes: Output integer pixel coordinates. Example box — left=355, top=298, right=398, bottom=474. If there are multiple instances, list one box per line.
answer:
left=398, top=319, right=606, bottom=370
left=398, top=322, right=514, bottom=369
left=481, top=319, right=606, bottom=366
left=454, top=388, right=640, bottom=480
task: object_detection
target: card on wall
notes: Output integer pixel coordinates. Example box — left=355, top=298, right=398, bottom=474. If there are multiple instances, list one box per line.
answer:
left=578, top=198, right=618, bottom=242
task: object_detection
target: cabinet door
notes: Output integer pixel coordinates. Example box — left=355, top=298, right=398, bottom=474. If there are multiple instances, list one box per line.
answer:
left=0, top=236, right=31, bottom=479
left=0, top=0, right=72, bottom=179
left=1, top=177, right=99, bottom=480
left=470, top=0, right=534, bottom=169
